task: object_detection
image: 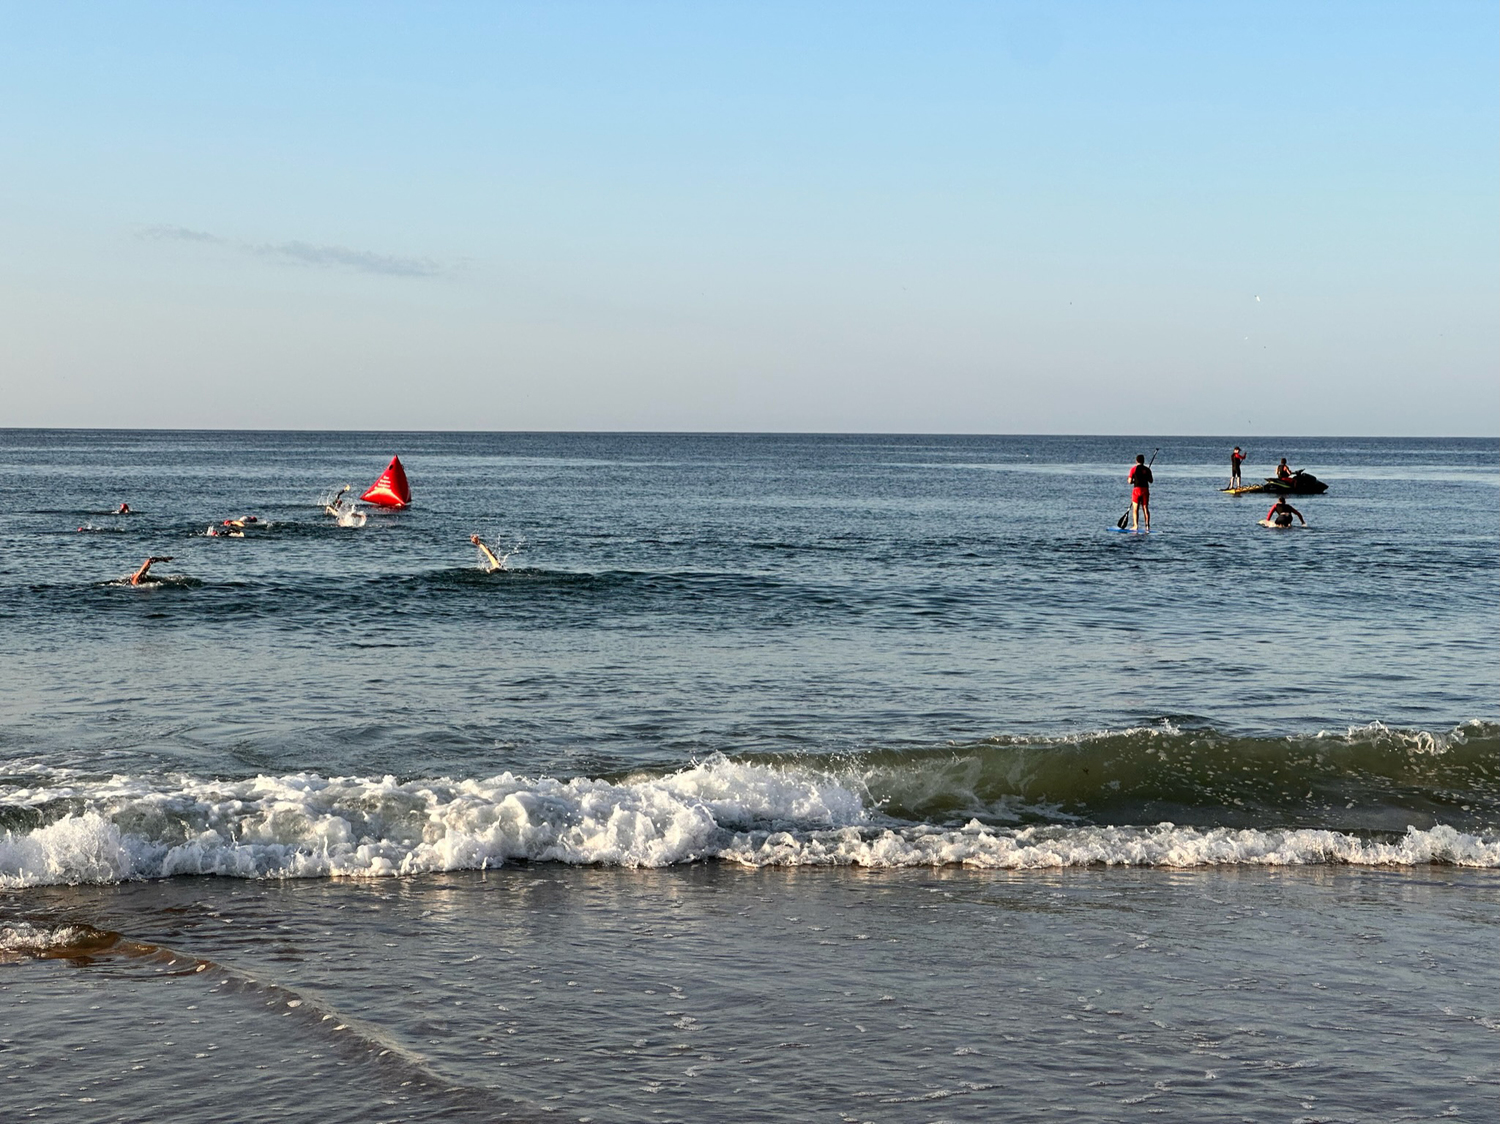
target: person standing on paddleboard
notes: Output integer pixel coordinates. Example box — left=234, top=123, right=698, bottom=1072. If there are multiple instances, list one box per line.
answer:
left=1230, top=447, right=1245, bottom=489
left=1128, top=454, right=1153, bottom=532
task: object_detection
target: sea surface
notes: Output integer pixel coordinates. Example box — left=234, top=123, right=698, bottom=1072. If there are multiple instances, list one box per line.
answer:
left=1, top=431, right=1496, bottom=1122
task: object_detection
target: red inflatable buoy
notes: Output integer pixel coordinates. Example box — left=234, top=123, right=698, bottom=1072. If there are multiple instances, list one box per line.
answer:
left=361, top=456, right=411, bottom=508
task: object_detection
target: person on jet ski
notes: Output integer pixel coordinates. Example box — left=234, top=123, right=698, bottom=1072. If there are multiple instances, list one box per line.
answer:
left=1276, top=458, right=1294, bottom=481
left=1265, top=498, right=1305, bottom=527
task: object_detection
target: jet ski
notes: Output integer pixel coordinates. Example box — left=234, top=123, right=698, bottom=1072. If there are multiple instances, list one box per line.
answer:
left=1262, top=470, right=1328, bottom=495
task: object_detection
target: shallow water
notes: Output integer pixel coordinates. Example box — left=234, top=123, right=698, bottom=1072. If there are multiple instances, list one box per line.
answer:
left=1, top=431, right=1496, bottom=1120
left=4, top=867, right=1497, bottom=1122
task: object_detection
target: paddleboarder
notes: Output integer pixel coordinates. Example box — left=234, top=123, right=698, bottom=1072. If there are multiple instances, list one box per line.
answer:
left=1229, top=447, right=1245, bottom=489
left=1128, top=454, right=1153, bottom=532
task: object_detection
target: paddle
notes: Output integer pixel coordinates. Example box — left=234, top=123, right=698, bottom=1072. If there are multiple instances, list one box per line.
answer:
left=1117, top=448, right=1160, bottom=529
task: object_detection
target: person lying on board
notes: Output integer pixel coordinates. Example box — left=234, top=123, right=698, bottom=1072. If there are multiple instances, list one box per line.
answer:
left=222, top=516, right=261, bottom=528
left=129, top=556, right=173, bottom=585
left=470, top=535, right=504, bottom=572
left=116, top=502, right=133, bottom=514
left=1265, top=498, right=1305, bottom=527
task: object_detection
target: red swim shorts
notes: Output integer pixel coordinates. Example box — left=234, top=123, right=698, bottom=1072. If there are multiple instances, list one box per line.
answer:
left=1132, top=486, right=1149, bottom=504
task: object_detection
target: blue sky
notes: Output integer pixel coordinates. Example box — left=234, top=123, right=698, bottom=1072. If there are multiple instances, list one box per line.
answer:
left=2, top=1, right=1494, bottom=433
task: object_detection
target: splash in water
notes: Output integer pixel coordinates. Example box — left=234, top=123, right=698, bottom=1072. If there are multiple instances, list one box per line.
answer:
left=319, top=485, right=368, bottom=528
left=475, top=535, right=525, bottom=572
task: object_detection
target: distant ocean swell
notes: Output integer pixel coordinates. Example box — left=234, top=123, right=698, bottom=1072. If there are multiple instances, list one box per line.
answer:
left=2, top=723, right=1495, bottom=886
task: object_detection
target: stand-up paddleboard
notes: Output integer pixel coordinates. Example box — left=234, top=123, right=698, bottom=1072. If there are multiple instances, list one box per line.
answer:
left=1222, top=484, right=1268, bottom=495
left=361, top=456, right=411, bottom=508
left=1110, top=527, right=1153, bottom=534
left=1258, top=519, right=1304, bottom=529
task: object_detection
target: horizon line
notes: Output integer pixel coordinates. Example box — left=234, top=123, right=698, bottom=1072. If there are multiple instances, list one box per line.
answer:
left=0, top=426, right=1495, bottom=440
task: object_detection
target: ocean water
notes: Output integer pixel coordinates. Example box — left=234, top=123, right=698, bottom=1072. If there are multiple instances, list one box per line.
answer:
left=1, top=430, right=1496, bottom=1122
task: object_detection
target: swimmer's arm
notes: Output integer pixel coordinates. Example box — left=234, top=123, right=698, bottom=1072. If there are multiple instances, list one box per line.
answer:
left=129, top=556, right=172, bottom=585
left=470, top=535, right=502, bottom=570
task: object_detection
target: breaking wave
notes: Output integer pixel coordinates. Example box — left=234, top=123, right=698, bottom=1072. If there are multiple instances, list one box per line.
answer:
left=2, top=723, right=1496, bottom=886
left=850, top=720, right=1500, bottom=831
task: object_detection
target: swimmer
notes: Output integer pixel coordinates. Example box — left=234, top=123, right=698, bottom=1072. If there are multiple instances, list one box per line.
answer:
left=470, top=534, right=504, bottom=572
left=324, top=486, right=351, bottom=517
left=221, top=516, right=261, bottom=529
left=129, top=556, right=173, bottom=586
left=116, top=502, right=133, bottom=515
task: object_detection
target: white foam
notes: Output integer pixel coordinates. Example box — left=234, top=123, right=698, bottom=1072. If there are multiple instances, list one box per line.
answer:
left=0, top=921, right=99, bottom=954
left=716, top=822, right=1500, bottom=869
left=1, top=756, right=1495, bottom=886
left=1321, top=719, right=1494, bottom=755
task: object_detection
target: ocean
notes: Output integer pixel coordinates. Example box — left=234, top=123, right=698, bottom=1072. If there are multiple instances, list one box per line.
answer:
left=1, top=430, right=1496, bottom=1122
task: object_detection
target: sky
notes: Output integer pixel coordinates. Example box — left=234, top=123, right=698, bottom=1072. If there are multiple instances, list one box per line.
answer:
left=1, top=1, right=1495, bottom=434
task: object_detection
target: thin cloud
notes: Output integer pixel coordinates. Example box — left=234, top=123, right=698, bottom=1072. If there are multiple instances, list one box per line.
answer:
left=141, top=224, right=224, bottom=245
left=137, top=224, right=443, bottom=278
left=255, top=240, right=440, bottom=277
